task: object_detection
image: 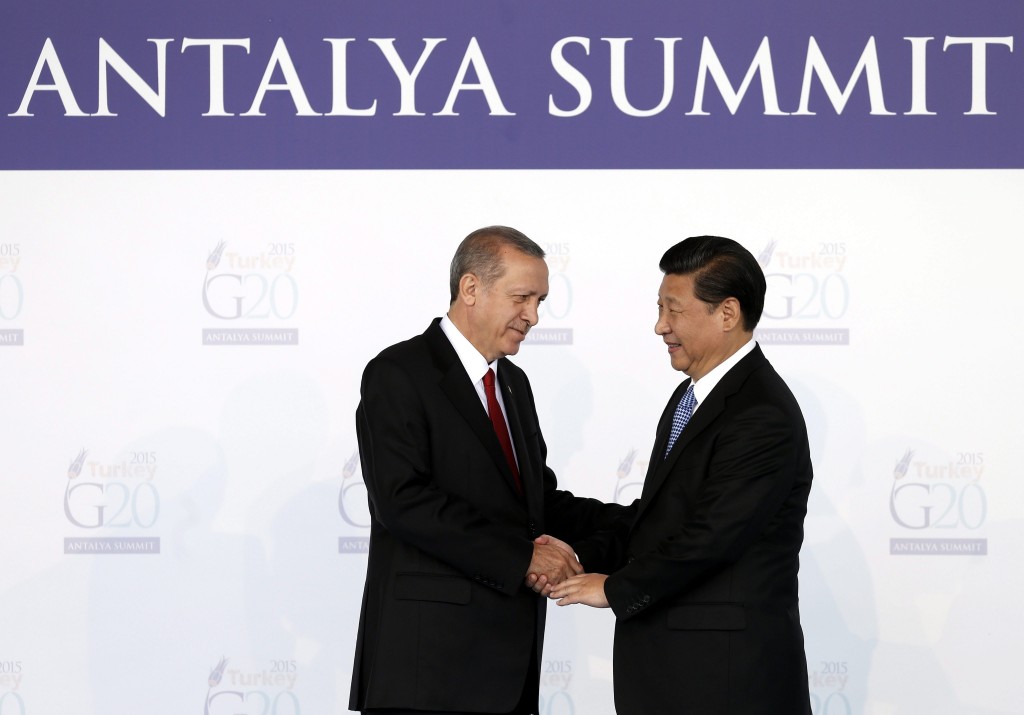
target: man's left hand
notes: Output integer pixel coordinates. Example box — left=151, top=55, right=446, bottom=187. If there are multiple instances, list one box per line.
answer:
left=549, top=573, right=610, bottom=608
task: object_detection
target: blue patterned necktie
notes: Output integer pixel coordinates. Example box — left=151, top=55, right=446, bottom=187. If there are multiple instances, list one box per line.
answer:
left=664, top=384, right=697, bottom=458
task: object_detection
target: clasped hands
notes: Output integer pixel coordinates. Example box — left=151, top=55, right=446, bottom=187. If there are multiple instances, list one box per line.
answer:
left=525, top=535, right=609, bottom=608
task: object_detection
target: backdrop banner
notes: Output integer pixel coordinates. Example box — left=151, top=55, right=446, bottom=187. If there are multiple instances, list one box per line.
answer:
left=1, top=3, right=1022, bottom=715
left=1, top=0, right=1022, bottom=168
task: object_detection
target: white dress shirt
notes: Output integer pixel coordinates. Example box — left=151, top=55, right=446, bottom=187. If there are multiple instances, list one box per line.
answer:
left=690, top=338, right=757, bottom=414
left=440, top=315, right=519, bottom=464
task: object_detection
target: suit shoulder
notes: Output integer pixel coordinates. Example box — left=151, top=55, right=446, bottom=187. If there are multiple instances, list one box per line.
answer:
left=740, top=362, right=806, bottom=422
left=363, top=333, right=433, bottom=381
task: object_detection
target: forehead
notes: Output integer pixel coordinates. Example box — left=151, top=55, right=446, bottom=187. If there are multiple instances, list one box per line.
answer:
left=496, top=250, right=548, bottom=287
left=658, top=273, right=696, bottom=303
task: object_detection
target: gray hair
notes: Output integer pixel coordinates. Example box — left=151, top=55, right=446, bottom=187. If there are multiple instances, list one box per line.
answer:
left=448, top=226, right=545, bottom=303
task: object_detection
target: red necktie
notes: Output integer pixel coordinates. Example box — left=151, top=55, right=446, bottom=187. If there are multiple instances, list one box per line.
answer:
left=483, top=368, right=522, bottom=494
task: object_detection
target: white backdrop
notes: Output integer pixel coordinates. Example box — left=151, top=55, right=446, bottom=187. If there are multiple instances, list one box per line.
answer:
left=1, top=170, right=1022, bottom=714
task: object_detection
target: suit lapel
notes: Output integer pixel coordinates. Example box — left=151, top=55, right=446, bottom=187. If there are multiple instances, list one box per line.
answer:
left=634, top=379, right=693, bottom=523
left=633, top=347, right=768, bottom=523
left=425, top=321, right=524, bottom=500
left=651, top=379, right=690, bottom=464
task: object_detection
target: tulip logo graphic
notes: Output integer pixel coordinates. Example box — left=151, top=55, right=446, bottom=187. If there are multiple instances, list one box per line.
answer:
left=204, top=657, right=234, bottom=715
left=893, top=449, right=914, bottom=480
left=68, top=448, right=88, bottom=479
left=206, top=241, right=226, bottom=271
left=757, top=240, right=777, bottom=269
left=208, top=656, right=228, bottom=688
left=339, top=449, right=371, bottom=552
left=616, top=448, right=638, bottom=480
left=342, top=450, right=360, bottom=480
left=614, top=448, right=644, bottom=504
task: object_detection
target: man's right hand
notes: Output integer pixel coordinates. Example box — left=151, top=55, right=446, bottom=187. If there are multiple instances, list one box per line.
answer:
left=525, top=535, right=582, bottom=594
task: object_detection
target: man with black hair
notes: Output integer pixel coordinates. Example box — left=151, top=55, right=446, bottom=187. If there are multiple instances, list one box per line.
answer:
left=552, top=235, right=813, bottom=715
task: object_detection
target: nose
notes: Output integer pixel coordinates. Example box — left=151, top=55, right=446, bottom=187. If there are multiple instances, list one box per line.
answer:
left=655, top=311, right=668, bottom=335
left=524, top=299, right=540, bottom=328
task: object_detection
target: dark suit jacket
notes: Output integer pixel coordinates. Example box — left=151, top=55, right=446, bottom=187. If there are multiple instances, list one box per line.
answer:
left=581, top=346, right=812, bottom=715
left=350, top=319, right=618, bottom=713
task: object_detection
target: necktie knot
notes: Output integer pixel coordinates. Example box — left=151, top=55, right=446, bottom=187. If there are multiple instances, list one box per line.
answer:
left=664, top=384, right=697, bottom=458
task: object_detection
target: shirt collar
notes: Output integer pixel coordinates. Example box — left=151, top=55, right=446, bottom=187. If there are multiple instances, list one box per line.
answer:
left=440, top=314, right=500, bottom=384
left=690, top=338, right=756, bottom=408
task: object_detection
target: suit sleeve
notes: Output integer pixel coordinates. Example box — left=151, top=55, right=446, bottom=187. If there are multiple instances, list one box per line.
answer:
left=357, top=356, right=533, bottom=595
left=508, top=369, right=632, bottom=546
left=604, top=399, right=805, bottom=619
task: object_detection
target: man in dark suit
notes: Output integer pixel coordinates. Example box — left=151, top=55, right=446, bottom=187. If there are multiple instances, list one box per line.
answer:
left=350, top=226, right=622, bottom=715
left=551, top=235, right=813, bottom=715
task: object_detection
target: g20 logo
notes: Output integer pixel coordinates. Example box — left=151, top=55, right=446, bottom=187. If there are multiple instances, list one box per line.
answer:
left=64, top=479, right=160, bottom=529
left=763, top=242, right=849, bottom=321
left=763, top=272, right=848, bottom=321
left=64, top=451, right=159, bottom=529
left=202, top=242, right=298, bottom=321
left=202, top=273, right=298, bottom=320
left=889, top=481, right=986, bottom=530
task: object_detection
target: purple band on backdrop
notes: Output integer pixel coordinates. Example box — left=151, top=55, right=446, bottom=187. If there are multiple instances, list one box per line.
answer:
left=1, top=0, right=1021, bottom=169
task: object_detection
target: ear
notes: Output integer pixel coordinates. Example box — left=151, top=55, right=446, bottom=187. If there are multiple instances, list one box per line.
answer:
left=719, top=297, right=742, bottom=331
left=458, top=273, right=481, bottom=306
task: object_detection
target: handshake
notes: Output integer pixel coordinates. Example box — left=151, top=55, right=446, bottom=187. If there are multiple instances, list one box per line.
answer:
left=525, top=534, right=579, bottom=595
left=524, top=535, right=611, bottom=608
